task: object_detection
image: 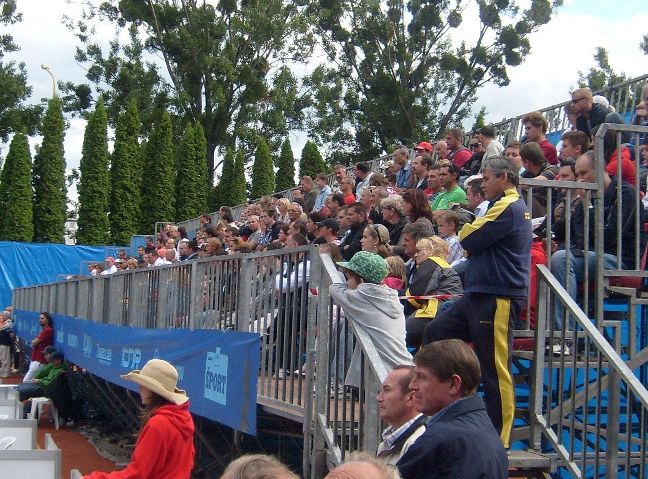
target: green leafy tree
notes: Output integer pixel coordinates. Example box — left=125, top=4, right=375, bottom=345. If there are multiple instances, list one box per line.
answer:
left=67, top=1, right=313, bottom=183
left=32, top=97, right=67, bottom=243
left=110, top=99, right=142, bottom=245
left=140, top=111, right=176, bottom=232
left=176, top=123, right=208, bottom=221
left=213, top=146, right=235, bottom=208
left=0, top=132, right=32, bottom=241
left=275, top=138, right=295, bottom=192
left=472, top=106, right=487, bottom=132
left=642, top=35, right=648, bottom=55
left=0, top=1, right=42, bottom=146
left=77, top=98, right=110, bottom=245
left=299, top=141, right=327, bottom=180
left=578, top=47, right=627, bottom=91
left=230, top=149, right=247, bottom=206
left=250, top=136, right=275, bottom=200
left=305, top=0, right=562, bottom=158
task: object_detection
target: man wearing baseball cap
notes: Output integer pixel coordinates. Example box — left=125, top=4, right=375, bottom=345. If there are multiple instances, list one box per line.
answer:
left=414, top=142, right=434, bottom=154
left=329, top=252, right=412, bottom=388
left=314, top=218, right=340, bottom=245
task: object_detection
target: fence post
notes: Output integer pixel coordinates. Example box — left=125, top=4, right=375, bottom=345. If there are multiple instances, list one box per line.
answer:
left=530, top=269, right=549, bottom=451
left=189, top=260, right=201, bottom=329
left=236, top=255, right=253, bottom=332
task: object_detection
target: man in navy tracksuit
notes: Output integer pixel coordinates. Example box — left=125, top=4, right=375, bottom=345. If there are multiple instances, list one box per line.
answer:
left=423, top=155, right=532, bottom=448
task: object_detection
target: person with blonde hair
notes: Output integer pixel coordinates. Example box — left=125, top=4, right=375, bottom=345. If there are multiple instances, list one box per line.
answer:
left=326, top=452, right=402, bottom=479
left=275, top=197, right=291, bottom=224
left=360, top=224, right=391, bottom=258
left=404, top=237, right=462, bottom=350
left=83, top=359, right=195, bottom=478
left=384, top=255, right=407, bottom=291
left=220, top=454, right=298, bottom=479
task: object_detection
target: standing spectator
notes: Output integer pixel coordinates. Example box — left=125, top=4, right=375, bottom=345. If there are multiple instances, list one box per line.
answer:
left=333, top=163, right=348, bottom=191
left=430, top=164, right=467, bottom=215
left=354, top=162, right=373, bottom=201
left=313, top=173, right=332, bottom=212
left=396, top=340, right=509, bottom=479
left=0, top=311, right=14, bottom=378
left=522, top=111, right=558, bottom=165
left=393, top=146, right=412, bottom=190
left=83, top=359, right=195, bottom=479
left=478, top=126, right=504, bottom=162
left=435, top=210, right=465, bottom=265
left=445, top=128, right=471, bottom=168
left=422, top=156, right=532, bottom=448
left=571, top=88, right=614, bottom=140
left=331, top=252, right=413, bottom=388
left=300, top=176, right=317, bottom=212
left=23, top=311, right=54, bottom=383
left=376, top=366, right=427, bottom=464
left=339, top=203, right=368, bottom=261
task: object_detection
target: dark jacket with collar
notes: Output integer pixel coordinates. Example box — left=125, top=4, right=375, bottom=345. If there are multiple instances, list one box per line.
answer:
left=339, top=220, right=367, bottom=260
left=396, top=395, right=508, bottom=479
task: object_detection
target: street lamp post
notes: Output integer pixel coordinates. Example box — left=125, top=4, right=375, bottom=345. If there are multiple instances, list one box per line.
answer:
left=41, top=64, right=57, bottom=98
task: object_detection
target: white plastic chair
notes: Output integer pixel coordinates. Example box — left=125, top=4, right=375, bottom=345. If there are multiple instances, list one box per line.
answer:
left=0, top=414, right=8, bottom=419
left=28, top=397, right=60, bottom=430
left=0, top=436, right=16, bottom=450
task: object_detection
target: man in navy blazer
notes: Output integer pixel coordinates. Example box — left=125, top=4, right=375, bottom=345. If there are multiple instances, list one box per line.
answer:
left=396, top=340, right=508, bottom=479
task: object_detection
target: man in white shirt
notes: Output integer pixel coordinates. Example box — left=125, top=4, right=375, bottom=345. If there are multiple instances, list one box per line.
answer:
left=478, top=126, right=504, bottom=161
left=376, top=366, right=427, bottom=465
left=100, top=257, right=118, bottom=275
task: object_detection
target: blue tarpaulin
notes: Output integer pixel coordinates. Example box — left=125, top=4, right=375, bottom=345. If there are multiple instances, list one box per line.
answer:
left=0, top=241, right=107, bottom=309
left=14, top=309, right=260, bottom=434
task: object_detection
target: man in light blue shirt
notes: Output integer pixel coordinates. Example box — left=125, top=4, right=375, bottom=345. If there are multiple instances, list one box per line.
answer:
left=313, top=173, right=332, bottom=212
left=394, top=146, right=412, bottom=189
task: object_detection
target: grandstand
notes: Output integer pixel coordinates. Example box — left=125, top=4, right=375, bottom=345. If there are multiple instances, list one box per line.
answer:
left=6, top=75, right=648, bottom=478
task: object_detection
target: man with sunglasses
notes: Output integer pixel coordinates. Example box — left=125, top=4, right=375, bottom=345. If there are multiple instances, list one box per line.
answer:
left=570, top=88, right=614, bottom=140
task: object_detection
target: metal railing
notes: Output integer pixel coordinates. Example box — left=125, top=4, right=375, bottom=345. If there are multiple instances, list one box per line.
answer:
left=531, top=265, right=648, bottom=477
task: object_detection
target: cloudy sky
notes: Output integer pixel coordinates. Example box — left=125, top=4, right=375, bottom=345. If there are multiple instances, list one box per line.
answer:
left=4, top=0, right=648, bottom=179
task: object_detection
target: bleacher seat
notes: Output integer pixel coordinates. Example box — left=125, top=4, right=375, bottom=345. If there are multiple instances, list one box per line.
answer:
left=0, top=432, right=61, bottom=478
left=0, top=419, right=37, bottom=449
left=28, top=397, right=59, bottom=430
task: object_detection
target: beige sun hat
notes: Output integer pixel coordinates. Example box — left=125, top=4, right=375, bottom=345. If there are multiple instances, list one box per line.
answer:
left=121, top=359, right=189, bottom=405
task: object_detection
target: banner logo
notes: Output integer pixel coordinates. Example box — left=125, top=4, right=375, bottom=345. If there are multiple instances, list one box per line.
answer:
left=204, top=348, right=228, bottom=405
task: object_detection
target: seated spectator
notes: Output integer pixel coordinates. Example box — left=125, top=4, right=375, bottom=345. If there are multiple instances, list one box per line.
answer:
left=519, top=141, right=557, bottom=217
left=164, top=248, right=177, bottom=263
left=222, top=226, right=239, bottom=252
left=203, top=237, right=225, bottom=256
left=597, top=125, right=637, bottom=185
left=300, top=176, right=318, bottom=212
left=383, top=255, right=407, bottom=291
left=478, top=126, right=504, bottom=161
left=376, top=366, right=427, bottom=465
left=550, top=151, right=645, bottom=334
left=415, top=141, right=434, bottom=157
left=277, top=224, right=290, bottom=246
left=314, top=218, right=340, bottom=245
left=220, top=454, right=298, bottom=479
left=409, top=154, right=432, bottom=190
left=460, top=137, right=485, bottom=177
left=435, top=210, right=464, bottom=265
left=361, top=224, right=391, bottom=258
left=522, top=111, right=558, bottom=165
left=445, top=128, right=471, bottom=168
left=333, top=163, right=348, bottom=191
left=559, top=130, right=590, bottom=161
left=405, top=237, right=463, bottom=350
left=258, top=209, right=281, bottom=247
left=325, top=193, right=345, bottom=219
left=368, top=186, right=389, bottom=225
left=381, top=196, right=408, bottom=245
left=631, top=84, right=648, bottom=128
left=354, top=162, right=373, bottom=201
left=147, top=249, right=166, bottom=267
left=464, top=176, right=488, bottom=218
left=571, top=87, right=615, bottom=140
left=229, top=237, right=251, bottom=254
left=276, top=197, right=291, bottom=223
left=100, top=257, right=118, bottom=276
left=18, top=350, right=66, bottom=406
left=424, top=164, right=443, bottom=201
left=288, top=220, right=308, bottom=238
left=306, top=212, right=326, bottom=243
left=340, top=179, right=357, bottom=205
left=505, top=140, right=524, bottom=173
left=339, top=203, right=368, bottom=261
left=178, top=240, right=196, bottom=261
left=396, top=340, right=509, bottom=479
left=319, top=242, right=343, bottom=262
left=331, top=252, right=412, bottom=388
left=402, top=189, right=435, bottom=233
left=337, top=206, right=350, bottom=238
left=243, top=215, right=263, bottom=249
left=431, top=164, right=467, bottom=217
left=313, top=173, right=332, bottom=213
left=433, top=141, right=448, bottom=161
left=199, top=213, right=212, bottom=227
left=326, top=452, right=401, bottom=479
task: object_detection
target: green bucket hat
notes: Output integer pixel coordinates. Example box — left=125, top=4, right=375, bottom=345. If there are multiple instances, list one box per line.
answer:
left=337, top=251, right=389, bottom=284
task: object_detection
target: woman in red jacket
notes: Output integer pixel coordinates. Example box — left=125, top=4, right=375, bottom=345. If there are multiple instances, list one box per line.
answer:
left=83, top=359, right=195, bottom=479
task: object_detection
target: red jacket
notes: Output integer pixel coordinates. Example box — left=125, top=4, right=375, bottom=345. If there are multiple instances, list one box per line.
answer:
left=85, top=402, right=195, bottom=479
left=32, top=325, right=53, bottom=363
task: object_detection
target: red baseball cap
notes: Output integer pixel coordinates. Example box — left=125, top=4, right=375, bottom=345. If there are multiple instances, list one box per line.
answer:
left=414, top=141, right=433, bottom=152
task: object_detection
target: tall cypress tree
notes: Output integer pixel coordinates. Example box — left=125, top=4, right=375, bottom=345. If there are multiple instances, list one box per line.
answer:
left=214, top=146, right=235, bottom=207
left=0, top=133, right=33, bottom=242
left=230, top=149, right=247, bottom=206
left=275, top=138, right=295, bottom=192
left=175, top=123, right=208, bottom=221
left=77, top=99, right=110, bottom=245
left=110, top=99, right=142, bottom=245
left=299, top=140, right=327, bottom=180
left=140, top=111, right=176, bottom=232
left=32, top=97, right=67, bottom=243
left=250, top=136, right=275, bottom=200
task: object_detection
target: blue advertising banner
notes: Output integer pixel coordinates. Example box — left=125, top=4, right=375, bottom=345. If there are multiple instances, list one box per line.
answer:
left=14, top=309, right=260, bottom=434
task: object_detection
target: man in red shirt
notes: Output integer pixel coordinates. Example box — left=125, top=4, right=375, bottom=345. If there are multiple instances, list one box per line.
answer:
left=23, top=311, right=54, bottom=383
left=445, top=128, right=472, bottom=169
left=522, top=111, right=558, bottom=165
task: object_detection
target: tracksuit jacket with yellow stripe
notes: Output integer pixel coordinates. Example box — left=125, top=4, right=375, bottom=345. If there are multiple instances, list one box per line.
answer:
left=459, top=188, right=532, bottom=299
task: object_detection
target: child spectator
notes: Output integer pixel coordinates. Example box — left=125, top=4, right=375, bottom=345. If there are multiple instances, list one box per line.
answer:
left=435, top=210, right=464, bottom=265
left=383, top=255, right=407, bottom=291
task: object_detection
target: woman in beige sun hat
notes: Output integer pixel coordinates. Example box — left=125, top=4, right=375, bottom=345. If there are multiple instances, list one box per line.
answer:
left=83, top=359, right=195, bottom=479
